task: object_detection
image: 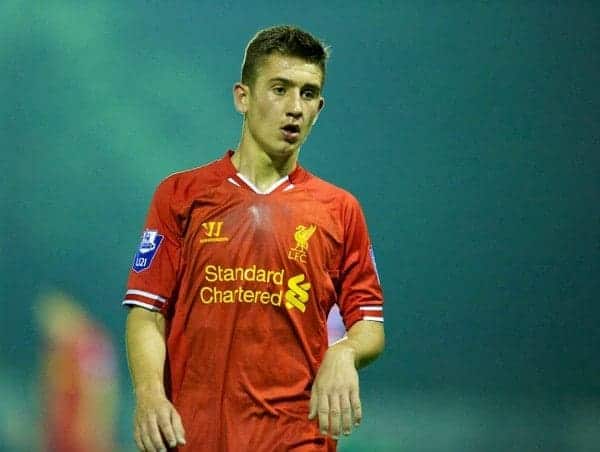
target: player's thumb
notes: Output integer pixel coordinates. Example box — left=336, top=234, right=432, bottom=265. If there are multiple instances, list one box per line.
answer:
left=308, top=391, right=318, bottom=419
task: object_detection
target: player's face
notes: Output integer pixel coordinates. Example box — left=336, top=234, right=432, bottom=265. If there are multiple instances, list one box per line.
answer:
left=236, top=54, right=324, bottom=159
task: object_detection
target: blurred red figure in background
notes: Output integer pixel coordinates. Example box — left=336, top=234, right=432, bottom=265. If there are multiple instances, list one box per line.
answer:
left=36, top=291, right=117, bottom=452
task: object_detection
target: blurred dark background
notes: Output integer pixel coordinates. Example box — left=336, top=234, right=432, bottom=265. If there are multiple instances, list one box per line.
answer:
left=1, top=1, right=599, bottom=451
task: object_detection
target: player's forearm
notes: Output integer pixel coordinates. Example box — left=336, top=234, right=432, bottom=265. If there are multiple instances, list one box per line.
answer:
left=331, top=320, right=385, bottom=369
left=126, top=307, right=168, bottom=396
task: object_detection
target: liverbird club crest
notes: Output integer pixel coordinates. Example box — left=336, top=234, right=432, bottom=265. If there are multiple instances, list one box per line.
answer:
left=288, top=224, right=317, bottom=263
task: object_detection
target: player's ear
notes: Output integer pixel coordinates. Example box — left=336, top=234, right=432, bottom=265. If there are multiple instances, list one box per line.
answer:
left=233, top=82, right=250, bottom=114
left=312, top=97, right=325, bottom=126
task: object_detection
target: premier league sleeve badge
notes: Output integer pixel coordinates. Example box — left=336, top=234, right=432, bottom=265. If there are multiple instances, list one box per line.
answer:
left=132, top=229, right=164, bottom=273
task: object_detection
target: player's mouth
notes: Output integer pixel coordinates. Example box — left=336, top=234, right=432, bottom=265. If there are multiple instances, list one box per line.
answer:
left=280, top=124, right=301, bottom=142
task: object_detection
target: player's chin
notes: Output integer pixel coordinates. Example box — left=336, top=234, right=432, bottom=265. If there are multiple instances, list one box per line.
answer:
left=273, top=140, right=301, bottom=156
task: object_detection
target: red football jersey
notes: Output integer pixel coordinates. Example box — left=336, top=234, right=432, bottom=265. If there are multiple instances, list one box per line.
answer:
left=123, top=151, right=383, bottom=451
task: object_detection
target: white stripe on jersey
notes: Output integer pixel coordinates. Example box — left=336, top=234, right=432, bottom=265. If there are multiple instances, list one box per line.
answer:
left=227, top=177, right=241, bottom=187
left=126, top=289, right=166, bottom=303
left=122, top=299, right=161, bottom=311
left=236, top=172, right=290, bottom=195
left=363, top=316, right=384, bottom=322
left=359, top=306, right=383, bottom=311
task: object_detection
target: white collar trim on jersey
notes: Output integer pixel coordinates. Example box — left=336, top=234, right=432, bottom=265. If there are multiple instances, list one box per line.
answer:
left=235, top=172, right=290, bottom=195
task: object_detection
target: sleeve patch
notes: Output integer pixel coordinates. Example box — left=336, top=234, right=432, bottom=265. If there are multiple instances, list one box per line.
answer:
left=132, top=229, right=164, bottom=273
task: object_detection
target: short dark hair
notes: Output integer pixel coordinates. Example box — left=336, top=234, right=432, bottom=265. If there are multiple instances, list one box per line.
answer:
left=241, top=25, right=329, bottom=87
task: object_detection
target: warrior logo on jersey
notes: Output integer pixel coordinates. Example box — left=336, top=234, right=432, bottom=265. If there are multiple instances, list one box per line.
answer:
left=200, top=221, right=229, bottom=243
left=288, top=224, right=317, bottom=263
left=132, top=229, right=164, bottom=273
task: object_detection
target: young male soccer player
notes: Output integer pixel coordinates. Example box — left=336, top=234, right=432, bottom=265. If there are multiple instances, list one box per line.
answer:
left=124, top=25, right=385, bottom=451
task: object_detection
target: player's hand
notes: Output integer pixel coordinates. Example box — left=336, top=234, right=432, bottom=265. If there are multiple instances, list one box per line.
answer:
left=134, top=391, right=186, bottom=451
left=308, top=343, right=361, bottom=439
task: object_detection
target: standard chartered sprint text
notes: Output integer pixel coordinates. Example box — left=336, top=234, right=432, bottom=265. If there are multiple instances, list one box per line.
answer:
left=201, top=264, right=311, bottom=312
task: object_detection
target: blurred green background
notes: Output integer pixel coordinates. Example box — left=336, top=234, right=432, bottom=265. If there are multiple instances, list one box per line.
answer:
left=2, top=1, right=599, bottom=451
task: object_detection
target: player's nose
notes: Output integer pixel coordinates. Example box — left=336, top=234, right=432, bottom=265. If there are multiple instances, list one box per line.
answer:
left=286, top=91, right=303, bottom=118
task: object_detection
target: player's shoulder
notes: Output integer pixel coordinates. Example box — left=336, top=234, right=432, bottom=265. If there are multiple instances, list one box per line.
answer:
left=301, top=168, right=362, bottom=208
left=154, top=155, right=227, bottom=199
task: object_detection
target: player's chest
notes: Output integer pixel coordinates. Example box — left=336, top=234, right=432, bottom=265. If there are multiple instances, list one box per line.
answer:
left=181, top=194, right=343, bottom=268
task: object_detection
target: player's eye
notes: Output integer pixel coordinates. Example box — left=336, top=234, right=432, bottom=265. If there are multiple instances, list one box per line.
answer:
left=273, top=86, right=286, bottom=95
left=302, top=90, right=316, bottom=100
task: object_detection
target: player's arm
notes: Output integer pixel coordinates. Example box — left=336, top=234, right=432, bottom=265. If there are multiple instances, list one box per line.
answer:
left=126, top=307, right=186, bottom=451
left=309, top=319, right=385, bottom=439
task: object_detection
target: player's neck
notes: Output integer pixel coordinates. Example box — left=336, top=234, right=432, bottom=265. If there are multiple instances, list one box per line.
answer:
left=233, top=139, right=298, bottom=192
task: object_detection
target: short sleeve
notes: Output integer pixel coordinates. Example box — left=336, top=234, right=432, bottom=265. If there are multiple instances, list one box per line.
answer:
left=337, top=195, right=384, bottom=330
left=122, top=178, right=182, bottom=314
